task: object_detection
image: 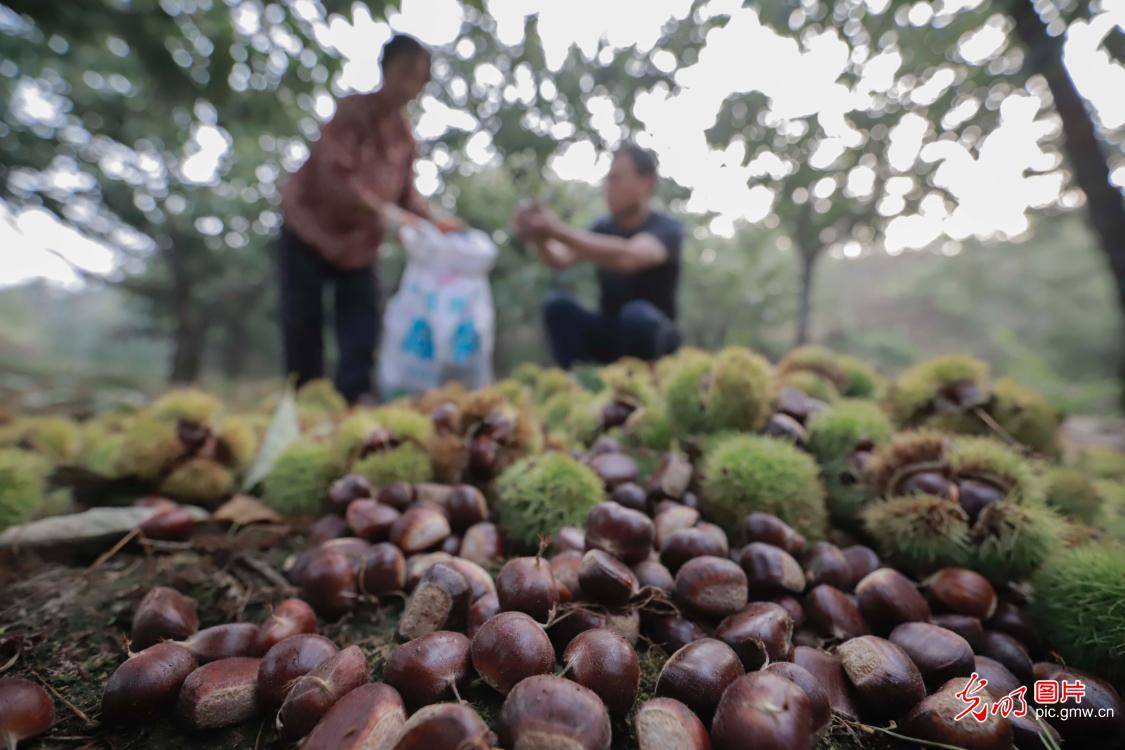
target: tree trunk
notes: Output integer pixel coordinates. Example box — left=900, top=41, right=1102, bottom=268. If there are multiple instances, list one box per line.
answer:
left=796, top=251, right=816, bottom=346
left=170, top=319, right=207, bottom=383
left=165, top=236, right=207, bottom=383
left=220, top=318, right=249, bottom=379
left=1010, top=0, right=1125, bottom=331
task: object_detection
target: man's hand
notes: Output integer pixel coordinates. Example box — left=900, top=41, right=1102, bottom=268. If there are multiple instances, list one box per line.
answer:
left=347, top=174, right=386, bottom=214
left=432, top=214, right=465, bottom=234
left=512, top=201, right=561, bottom=242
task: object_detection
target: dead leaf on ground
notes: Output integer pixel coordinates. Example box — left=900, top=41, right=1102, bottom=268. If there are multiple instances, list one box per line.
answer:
left=212, top=494, right=283, bottom=526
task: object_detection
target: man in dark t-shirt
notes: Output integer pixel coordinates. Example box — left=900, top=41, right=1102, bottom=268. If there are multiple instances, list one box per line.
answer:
left=512, top=144, right=684, bottom=368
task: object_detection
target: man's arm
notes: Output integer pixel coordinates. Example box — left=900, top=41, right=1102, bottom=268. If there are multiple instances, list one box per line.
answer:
left=547, top=223, right=668, bottom=274
left=530, top=236, right=579, bottom=270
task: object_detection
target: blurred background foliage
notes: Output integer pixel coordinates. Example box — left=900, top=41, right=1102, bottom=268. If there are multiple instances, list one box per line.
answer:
left=0, top=0, right=1121, bottom=417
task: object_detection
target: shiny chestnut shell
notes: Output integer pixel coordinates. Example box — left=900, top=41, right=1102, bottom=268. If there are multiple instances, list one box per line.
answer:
left=888, top=621, right=975, bottom=691
left=715, top=601, right=794, bottom=671
left=655, top=638, right=744, bottom=724
left=470, top=611, right=555, bottom=695
left=710, top=671, right=814, bottom=750
left=383, top=631, right=471, bottom=711
left=496, top=557, right=559, bottom=621
left=584, top=501, right=654, bottom=565
left=562, top=628, right=640, bottom=717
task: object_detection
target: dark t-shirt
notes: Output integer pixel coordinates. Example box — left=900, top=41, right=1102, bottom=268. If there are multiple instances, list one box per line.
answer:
left=591, top=211, right=683, bottom=320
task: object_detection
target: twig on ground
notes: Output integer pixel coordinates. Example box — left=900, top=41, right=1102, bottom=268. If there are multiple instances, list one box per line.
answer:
left=29, top=669, right=96, bottom=728
left=84, top=528, right=140, bottom=576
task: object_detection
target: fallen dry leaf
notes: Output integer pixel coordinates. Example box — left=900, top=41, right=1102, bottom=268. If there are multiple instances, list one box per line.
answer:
left=211, top=494, right=283, bottom=526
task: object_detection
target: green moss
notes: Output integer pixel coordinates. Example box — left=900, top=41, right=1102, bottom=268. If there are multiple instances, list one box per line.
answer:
left=989, top=377, right=1060, bottom=456
left=970, top=499, right=1064, bottom=582
left=861, top=494, right=972, bottom=575
left=118, top=416, right=183, bottom=481
left=1041, top=467, right=1103, bottom=524
left=807, top=400, right=894, bottom=527
left=0, top=449, right=50, bottom=530
left=150, top=388, right=222, bottom=425
left=352, top=443, right=433, bottom=488
left=296, top=378, right=348, bottom=415
left=888, top=354, right=989, bottom=426
left=493, top=452, right=604, bottom=550
left=700, top=433, right=827, bottom=537
left=262, top=439, right=339, bottom=516
left=665, top=348, right=775, bottom=435
left=159, top=458, right=235, bottom=505
left=1030, top=543, right=1125, bottom=685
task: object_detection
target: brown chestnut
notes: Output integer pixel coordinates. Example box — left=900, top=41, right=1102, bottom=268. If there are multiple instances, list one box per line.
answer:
left=548, top=608, right=607, bottom=655
left=715, top=601, right=794, bottom=671
left=585, top=501, right=654, bottom=565
left=180, top=622, right=259, bottom=664
left=308, top=514, right=350, bottom=546
left=459, top=521, right=504, bottom=566
left=792, top=645, right=860, bottom=720
left=253, top=598, right=317, bottom=656
left=470, top=611, right=555, bottom=695
left=711, top=671, right=813, bottom=750
left=550, top=550, right=583, bottom=601
left=926, top=567, right=997, bottom=620
left=973, top=655, right=1021, bottom=699
left=611, top=482, right=648, bottom=513
left=139, top=505, right=196, bottom=541
left=653, top=505, right=699, bottom=550
left=647, top=451, right=693, bottom=500
left=804, top=584, right=870, bottom=641
left=932, top=613, right=985, bottom=651
left=328, top=474, right=373, bottom=511
left=957, top=477, right=1005, bottom=523
left=655, top=638, right=744, bottom=724
left=633, top=560, right=675, bottom=593
left=578, top=549, right=638, bottom=607
left=552, top=526, right=586, bottom=554
left=405, top=551, right=454, bottom=589
left=497, top=556, right=559, bottom=621
left=102, top=642, right=198, bottom=722
left=604, top=609, right=640, bottom=646
left=634, top=697, right=710, bottom=750
left=345, top=499, right=399, bottom=542
left=0, top=677, right=53, bottom=748
left=257, top=633, right=338, bottom=709
left=177, top=656, right=261, bottom=731
left=901, top=676, right=1012, bottom=750
left=661, top=527, right=727, bottom=574
left=675, top=556, right=747, bottom=619
left=837, top=635, right=925, bottom=721
left=764, top=661, right=831, bottom=732
left=358, top=542, right=406, bottom=596
left=980, top=630, right=1033, bottom=685
left=987, top=600, right=1042, bottom=655
left=770, top=594, right=806, bottom=629
left=590, top=451, right=639, bottom=487
left=277, top=645, right=368, bottom=739
left=467, top=593, right=500, bottom=639
left=300, top=548, right=358, bottom=619
left=842, top=544, right=881, bottom=587
left=855, top=568, right=931, bottom=634
left=763, top=412, right=809, bottom=447
left=383, top=631, right=471, bottom=711
left=300, top=682, right=405, bottom=750
left=441, top=484, right=489, bottom=531
left=442, top=535, right=462, bottom=556
left=742, top=512, right=805, bottom=556
left=562, top=628, right=639, bottom=717
left=393, top=702, right=496, bottom=750
left=1032, top=662, right=1125, bottom=744
left=499, top=674, right=611, bottom=750
left=445, top=557, right=495, bottom=602
left=377, top=480, right=414, bottom=511
left=899, top=470, right=957, bottom=501
left=397, top=562, right=470, bottom=641
left=738, top=542, right=805, bottom=598
left=390, top=506, right=451, bottom=553
left=889, top=621, right=974, bottom=691
left=131, top=586, right=199, bottom=650
left=803, top=542, right=852, bottom=590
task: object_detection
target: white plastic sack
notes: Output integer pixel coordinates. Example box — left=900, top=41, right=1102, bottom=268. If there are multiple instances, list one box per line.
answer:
left=378, top=221, right=497, bottom=398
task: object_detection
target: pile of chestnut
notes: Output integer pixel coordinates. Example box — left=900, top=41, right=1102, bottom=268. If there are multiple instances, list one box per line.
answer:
left=10, top=452, right=1121, bottom=750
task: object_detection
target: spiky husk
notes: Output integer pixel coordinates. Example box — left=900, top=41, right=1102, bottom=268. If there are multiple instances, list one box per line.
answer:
left=1041, top=467, right=1104, bottom=524
left=352, top=443, right=433, bottom=488
left=970, top=500, right=1064, bottom=582
left=599, top=358, right=659, bottom=406
left=948, top=436, right=1040, bottom=504
left=9, top=416, right=83, bottom=464
left=332, top=411, right=382, bottom=465
left=778, top=345, right=849, bottom=391
left=262, top=439, right=339, bottom=516
left=865, top=430, right=950, bottom=498
left=1030, top=544, right=1125, bottom=685
left=118, top=417, right=184, bottom=481
left=861, top=494, right=972, bottom=575
left=217, top=416, right=261, bottom=471
left=295, top=378, right=348, bottom=415
left=492, top=452, right=604, bottom=550
left=512, top=362, right=543, bottom=387
left=887, top=354, right=989, bottom=426
left=538, top=391, right=576, bottom=435
left=150, top=389, right=222, bottom=425
left=1096, top=480, right=1125, bottom=543
left=494, top=378, right=527, bottom=406
left=988, top=378, right=1060, bottom=456
left=429, top=431, right=468, bottom=484
left=700, top=434, right=827, bottom=537
left=621, top=402, right=674, bottom=452
left=79, top=425, right=126, bottom=479
left=653, top=346, right=710, bottom=385
left=0, top=449, right=50, bottom=530
left=837, top=355, right=886, bottom=399
left=159, top=458, right=234, bottom=505
left=807, top=400, right=894, bottom=527
left=665, top=348, right=775, bottom=435
left=779, top=371, right=840, bottom=403
left=373, top=406, right=433, bottom=445
left=531, top=367, right=576, bottom=404
left=1074, top=447, right=1125, bottom=482
left=564, top=390, right=606, bottom=447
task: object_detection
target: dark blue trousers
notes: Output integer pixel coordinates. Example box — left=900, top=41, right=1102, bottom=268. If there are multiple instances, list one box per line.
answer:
left=278, top=226, right=378, bottom=403
left=543, top=291, right=681, bottom=368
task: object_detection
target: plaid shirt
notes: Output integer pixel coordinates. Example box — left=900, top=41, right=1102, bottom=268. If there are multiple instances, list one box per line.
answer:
left=280, top=92, right=425, bottom=269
